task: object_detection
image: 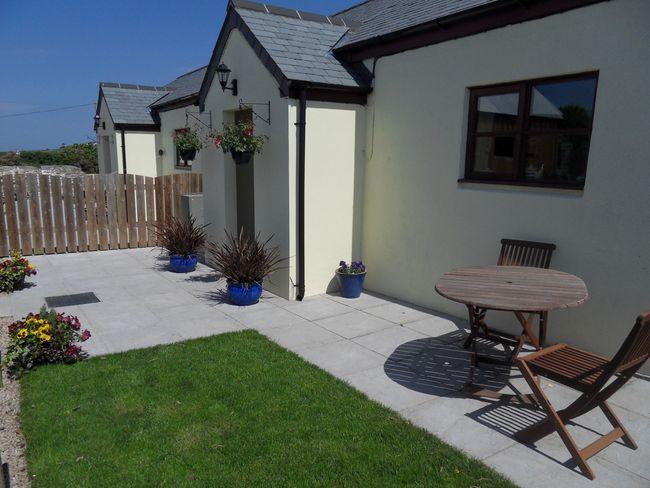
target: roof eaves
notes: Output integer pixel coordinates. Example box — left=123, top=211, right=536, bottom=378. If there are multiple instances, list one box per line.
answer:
left=333, top=0, right=609, bottom=60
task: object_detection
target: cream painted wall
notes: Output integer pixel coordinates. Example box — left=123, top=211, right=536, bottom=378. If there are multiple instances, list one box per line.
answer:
left=360, top=0, right=650, bottom=364
left=303, top=102, right=366, bottom=297
left=95, top=97, right=118, bottom=174
left=122, top=131, right=158, bottom=177
left=201, top=29, right=295, bottom=299
left=95, top=95, right=159, bottom=177
left=158, top=106, right=204, bottom=175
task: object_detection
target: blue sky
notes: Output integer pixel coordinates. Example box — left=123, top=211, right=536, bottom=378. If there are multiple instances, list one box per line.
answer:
left=0, top=0, right=354, bottom=151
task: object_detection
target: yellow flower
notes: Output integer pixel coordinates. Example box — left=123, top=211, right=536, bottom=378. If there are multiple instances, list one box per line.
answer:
left=39, top=333, right=52, bottom=342
left=37, top=324, right=52, bottom=334
left=16, top=328, right=28, bottom=339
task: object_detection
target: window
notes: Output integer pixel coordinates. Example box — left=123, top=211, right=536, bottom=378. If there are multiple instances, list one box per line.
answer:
left=174, top=129, right=193, bottom=169
left=464, top=72, right=598, bottom=188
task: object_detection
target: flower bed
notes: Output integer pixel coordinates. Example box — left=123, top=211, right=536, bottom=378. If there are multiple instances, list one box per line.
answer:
left=0, top=251, right=37, bottom=292
left=3, top=308, right=91, bottom=377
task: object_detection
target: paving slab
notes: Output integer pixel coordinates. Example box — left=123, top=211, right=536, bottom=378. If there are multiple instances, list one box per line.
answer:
left=315, top=310, right=394, bottom=339
left=295, top=339, right=386, bottom=377
left=364, top=301, right=432, bottom=325
left=282, top=295, right=354, bottom=321
left=351, top=324, right=427, bottom=357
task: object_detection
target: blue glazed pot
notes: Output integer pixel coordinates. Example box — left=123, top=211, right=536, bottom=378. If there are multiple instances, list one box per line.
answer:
left=337, top=271, right=366, bottom=299
left=169, top=254, right=198, bottom=273
left=227, top=282, right=263, bottom=306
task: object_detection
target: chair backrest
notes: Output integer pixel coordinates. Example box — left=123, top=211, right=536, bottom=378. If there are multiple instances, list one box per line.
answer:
left=497, top=239, right=556, bottom=269
left=610, top=312, right=650, bottom=376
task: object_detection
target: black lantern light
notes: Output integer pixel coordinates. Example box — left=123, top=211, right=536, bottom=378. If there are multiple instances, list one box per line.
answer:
left=216, top=63, right=237, bottom=96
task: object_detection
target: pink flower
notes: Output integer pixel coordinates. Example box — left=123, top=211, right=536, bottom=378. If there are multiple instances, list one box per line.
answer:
left=66, top=345, right=78, bottom=357
left=81, top=330, right=91, bottom=342
left=244, top=127, right=254, bottom=137
left=214, top=135, right=223, bottom=146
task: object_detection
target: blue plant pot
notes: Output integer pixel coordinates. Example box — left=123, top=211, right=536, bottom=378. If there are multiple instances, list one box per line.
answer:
left=337, top=271, right=366, bottom=299
left=227, top=282, right=263, bottom=306
left=169, top=254, right=198, bottom=273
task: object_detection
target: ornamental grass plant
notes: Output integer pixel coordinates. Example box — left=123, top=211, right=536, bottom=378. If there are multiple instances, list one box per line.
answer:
left=207, top=229, right=284, bottom=286
left=153, top=217, right=209, bottom=258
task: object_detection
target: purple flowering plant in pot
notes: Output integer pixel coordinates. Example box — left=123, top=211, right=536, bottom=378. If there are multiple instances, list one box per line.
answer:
left=336, top=260, right=366, bottom=299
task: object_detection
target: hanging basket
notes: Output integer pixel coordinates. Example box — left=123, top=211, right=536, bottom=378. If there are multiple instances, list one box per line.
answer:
left=179, top=148, right=197, bottom=162
left=230, top=149, right=254, bottom=165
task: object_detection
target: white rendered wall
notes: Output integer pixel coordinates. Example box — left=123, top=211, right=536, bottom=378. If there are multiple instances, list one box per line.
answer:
left=95, top=97, right=118, bottom=174
left=360, top=0, right=650, bottom=364
left=201, top=29, right=294, bottom=299
left=302, top=101, right=366, bottom=297
left=122, top=131, right=158, bottom=177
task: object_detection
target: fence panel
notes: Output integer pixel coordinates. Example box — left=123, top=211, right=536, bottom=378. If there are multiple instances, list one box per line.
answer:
left=39, top=174, right=56, bottom=254
left=51, top=176, right=66, bottom=253
left=84, top=175, right=99, bottom=251
left=104, top=174, right=119, bottom=249
left=27, top=175, right=44, bottom=255
left=0, top=172, right=201, bottom=257
left=15, top=175, right=32, bottom=255
left=63, top=177, right=77, bottom=252
left=74, top=177, right=88, bottom=252
left=136, top=176, right=147, bottom=248
left=94, top=174, right=109, bottom=250
left=145, top=176, right=155, bottom=246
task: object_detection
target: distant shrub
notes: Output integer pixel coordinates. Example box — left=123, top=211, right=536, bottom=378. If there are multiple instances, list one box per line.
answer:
left=0, top=142, right=98, bottom=173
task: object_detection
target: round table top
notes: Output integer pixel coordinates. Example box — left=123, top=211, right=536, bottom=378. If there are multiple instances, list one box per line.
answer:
left=435, top=266, right=589, bottom=312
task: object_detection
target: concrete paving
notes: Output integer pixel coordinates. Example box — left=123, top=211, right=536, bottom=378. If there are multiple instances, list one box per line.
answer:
left=1, top=247, right=648, bottom=488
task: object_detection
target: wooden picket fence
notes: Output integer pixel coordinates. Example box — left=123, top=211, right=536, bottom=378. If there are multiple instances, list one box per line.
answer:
left=0, top=172, right=202, bottom=257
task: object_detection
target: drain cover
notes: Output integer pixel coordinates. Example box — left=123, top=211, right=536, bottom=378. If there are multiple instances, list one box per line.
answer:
left=45, top=292, right=100, bottom=308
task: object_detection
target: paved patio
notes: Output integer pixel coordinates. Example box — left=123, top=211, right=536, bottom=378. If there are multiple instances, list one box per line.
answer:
left=1, top=248, right=648, bottom=488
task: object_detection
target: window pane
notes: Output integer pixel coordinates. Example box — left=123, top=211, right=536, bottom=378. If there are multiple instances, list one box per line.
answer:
left=524, top=134, right=590, bottom=185
left=476, top=92, right=519, bottom=132
left=472, top=135, right=517, bottom=175
left=530, top=77, right=597, bottom=130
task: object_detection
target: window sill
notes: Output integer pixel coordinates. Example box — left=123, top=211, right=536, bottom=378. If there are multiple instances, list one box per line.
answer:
left=175, top=165, right=192, bottom=171
left=457, top=178, right=584, bottom=194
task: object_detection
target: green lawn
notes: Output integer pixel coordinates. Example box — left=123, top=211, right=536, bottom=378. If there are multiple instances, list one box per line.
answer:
left=20, top=331, right=514, bottom=487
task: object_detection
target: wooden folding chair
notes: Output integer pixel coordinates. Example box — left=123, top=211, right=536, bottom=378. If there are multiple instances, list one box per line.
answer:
left=498, top=239, right=556, bottom=346
left=516, top=312, right=650, bottom=480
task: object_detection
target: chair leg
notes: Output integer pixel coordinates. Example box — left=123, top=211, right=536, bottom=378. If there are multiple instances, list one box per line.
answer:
left=538, top=312, right=548, bottom=347
left=517, top=361, right=596, bottom=480
left=600, top=401, right=637, bottom=450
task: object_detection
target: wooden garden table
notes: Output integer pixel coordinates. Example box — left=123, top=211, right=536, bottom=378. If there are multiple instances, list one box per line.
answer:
left=435, top=266, right=589, bottom=396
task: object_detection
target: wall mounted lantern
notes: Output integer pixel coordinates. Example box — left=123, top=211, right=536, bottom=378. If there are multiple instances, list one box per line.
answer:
left=216, top=63, right=238, bottom=96
left=93, top=115, right=105, bottom=130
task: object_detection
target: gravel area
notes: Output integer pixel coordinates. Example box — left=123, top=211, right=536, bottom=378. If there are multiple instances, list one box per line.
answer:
left=0, top=316, right=31, bottom=488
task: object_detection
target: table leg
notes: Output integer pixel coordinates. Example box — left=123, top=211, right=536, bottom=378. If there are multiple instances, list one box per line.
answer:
left=464, top=305, right=484, bottom=385
left=514, top=312, right=541, bottom=351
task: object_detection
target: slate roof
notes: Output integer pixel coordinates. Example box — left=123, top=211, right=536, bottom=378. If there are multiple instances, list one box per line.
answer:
left=98, top=66, right=207, bottom=127
left=151, top=66, right=208, bottom=109
left=332, top=0, right=501, bottom=48
left=99, top=84, right=169, bottom=126
left=234, top=6, right=368, bottom=88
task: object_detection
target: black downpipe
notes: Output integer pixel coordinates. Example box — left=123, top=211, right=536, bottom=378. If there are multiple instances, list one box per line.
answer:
left=120, top=128, right=128, bottom=174
left=296, top=89, right=307, bottom=301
